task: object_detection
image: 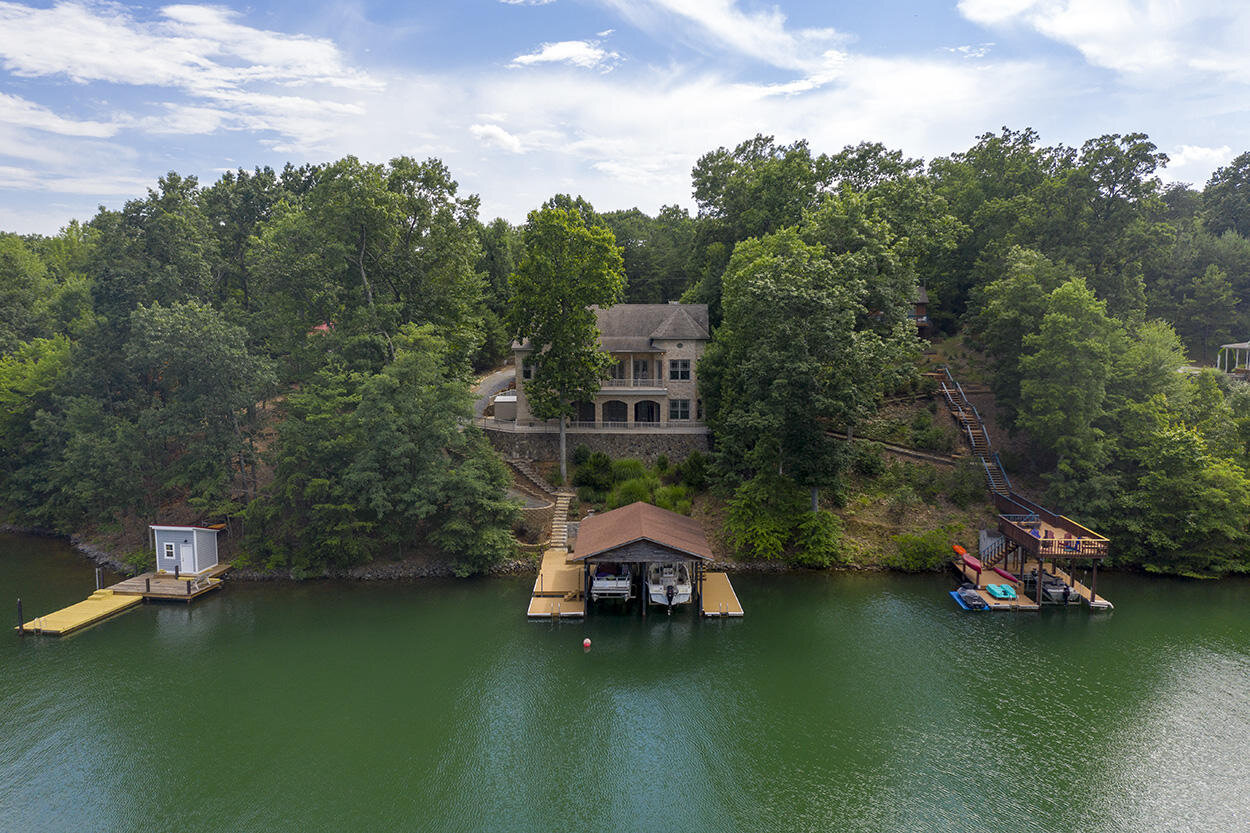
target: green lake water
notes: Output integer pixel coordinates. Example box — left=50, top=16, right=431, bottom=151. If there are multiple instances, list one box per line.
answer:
left=2, top=533, right=1248, bottom=832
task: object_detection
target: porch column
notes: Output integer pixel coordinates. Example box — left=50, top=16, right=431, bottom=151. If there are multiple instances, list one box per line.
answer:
left=626, top=353, right=634, bottom=385
left=660, top=396, right=669, bottom=427
left=594, top=400, right=602, bottom=428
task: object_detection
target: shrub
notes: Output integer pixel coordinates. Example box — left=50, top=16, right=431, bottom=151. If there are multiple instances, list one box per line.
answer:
left=887, top=524, right=962, bottom=571
left=655, top=454, right=669, bottom=473
left=653, top=484, right=692, bottom=515
left=607, top=475, right=660, bottom=509
left=572, top=451, right=613, bottom=492
left=725, top=473, right=838, bottom=565
left=572, top=443, right=592, bottom=466
left=911, top=412, right=954, bottom=453
left=610, top=457, right=648, bottom=484
left=675, top=451, right=708, bottom=491
left=792, top=510, right=844, bottom=567
left=851, top=444, right=885, bottom=477
left=946, top=458, right=988, bottom=508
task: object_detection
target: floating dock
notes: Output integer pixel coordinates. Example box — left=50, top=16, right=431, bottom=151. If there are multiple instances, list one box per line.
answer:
left=953, top=560, right=1040, bottom=611
left=700, top=571, right=743, bottom=617
left=17, top=589, right=143, bottom=636
left=16, top=564, right=231, bottom=637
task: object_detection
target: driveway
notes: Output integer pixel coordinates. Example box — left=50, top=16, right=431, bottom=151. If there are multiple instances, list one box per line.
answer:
left=473, top=366, right=516, bottom=416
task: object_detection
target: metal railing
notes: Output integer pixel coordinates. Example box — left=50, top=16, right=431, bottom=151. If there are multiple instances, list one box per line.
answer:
left=600, top=378, right=668, bottom=388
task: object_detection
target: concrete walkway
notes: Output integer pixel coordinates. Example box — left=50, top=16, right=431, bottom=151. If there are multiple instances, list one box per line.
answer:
left=473, top=367, right=515, bottom=416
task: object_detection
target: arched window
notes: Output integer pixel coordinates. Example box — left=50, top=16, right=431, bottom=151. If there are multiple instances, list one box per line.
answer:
left=602, top=400, right=627, bottom=423
left=634, top=400, right=660, bottom=423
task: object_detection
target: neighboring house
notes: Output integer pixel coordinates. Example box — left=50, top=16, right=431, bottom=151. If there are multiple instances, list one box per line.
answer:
left=912, top=286, right=931, bottom=338
left=508, top=302, right=711, bottom=431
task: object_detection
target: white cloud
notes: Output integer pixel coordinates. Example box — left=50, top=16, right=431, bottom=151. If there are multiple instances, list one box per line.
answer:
left=946, top=43, right=995, bottom=59
left=470, top=123, right=524, bottom=153
left=0, top=2, right=378, bottom=91
left=0, top=92, right=118, bottom=137
left=597, top=0, right=848, bottom=75
left=1162, top=144, right=1234, bottom=184
left=510, top=40, right=621, bottom=71
left=499, top=0, right=556, bottom=5
left=958, top=0, right=1250, bottom=81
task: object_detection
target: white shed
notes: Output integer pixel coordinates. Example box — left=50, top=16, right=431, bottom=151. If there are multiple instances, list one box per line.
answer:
left=150, top=525, right=221, bottom=575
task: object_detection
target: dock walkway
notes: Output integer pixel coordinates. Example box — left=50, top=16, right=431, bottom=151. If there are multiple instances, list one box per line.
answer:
left=16, top=563, right=232, bottom=637
left=701, top=572, right=743, bottom=617
left=17, top=589, right=143, bottom=636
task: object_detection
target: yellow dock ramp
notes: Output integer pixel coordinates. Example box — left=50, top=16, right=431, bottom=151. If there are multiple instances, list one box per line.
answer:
left=16, top=589, right=143, bottom=636
left=701, top=572, right=744, bottom=617
left=532, top=548, right=581, bottom=597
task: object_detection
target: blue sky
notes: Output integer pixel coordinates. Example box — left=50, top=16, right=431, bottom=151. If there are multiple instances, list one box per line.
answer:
left=1, top=0, right=1248, bottom=233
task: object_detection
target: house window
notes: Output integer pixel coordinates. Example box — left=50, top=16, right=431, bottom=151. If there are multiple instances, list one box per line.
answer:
left=633, top=359, right=651, bottom=380
left=608, top=360, right=625, bottom=380
left=522, top=361, right=532, bottom=380
left=669, top=359, right=690, bottom=380
left=670, top=399, right=691, bottom=420
left=163, top=543, right=174, bottom=561
left=696, top=398, right=703, bottom=420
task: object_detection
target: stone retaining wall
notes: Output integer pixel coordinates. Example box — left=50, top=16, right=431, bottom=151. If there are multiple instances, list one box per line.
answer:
left=484, top=427, right=708, bottom=463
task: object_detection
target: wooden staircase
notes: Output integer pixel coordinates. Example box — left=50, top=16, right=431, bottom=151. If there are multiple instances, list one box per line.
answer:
left=939, top=367, right=1010, bottom=496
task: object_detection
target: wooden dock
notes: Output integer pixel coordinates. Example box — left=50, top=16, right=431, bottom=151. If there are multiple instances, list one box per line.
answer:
left=16, top=563, right=232, bottom=637
left=953, top=559, right=1111, bottom=611
left=701, top=572, right=743, bottom=617
left=954, top=561, right=1039, bottom=611
left=16, top=589, right=143, bottom=636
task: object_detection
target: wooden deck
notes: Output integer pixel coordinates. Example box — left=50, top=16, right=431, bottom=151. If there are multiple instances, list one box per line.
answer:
left=17, top=563, right=233, bottom=637
left=527, top=595, right=585, bottom=618
left=700, top=572, right=743, bottom=617
left=15, top=589, right=143, bottom=636
left=532, top=548, right=581, bottom=597
left=954, top=561, right=1040, bottom=611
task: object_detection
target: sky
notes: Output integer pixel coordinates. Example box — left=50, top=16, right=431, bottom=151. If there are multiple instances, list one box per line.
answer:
left=1, top=0, right=1249, bottom=234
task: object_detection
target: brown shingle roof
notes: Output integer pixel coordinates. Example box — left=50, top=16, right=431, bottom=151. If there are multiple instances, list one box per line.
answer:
left=571, top=501, right=714, bottom=562
left=515, top=303, right=710, bottom=351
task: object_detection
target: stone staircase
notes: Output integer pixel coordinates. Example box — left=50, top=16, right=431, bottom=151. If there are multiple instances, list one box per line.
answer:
left=507, top=457, right=559, bottom=500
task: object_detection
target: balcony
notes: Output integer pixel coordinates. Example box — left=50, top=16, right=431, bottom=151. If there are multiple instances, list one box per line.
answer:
left=601, top=377, right=667, bottom=389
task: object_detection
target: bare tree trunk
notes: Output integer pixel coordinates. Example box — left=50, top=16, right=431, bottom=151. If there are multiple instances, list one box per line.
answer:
left=357, top=227, right=374, bottom=309
left=811, top=486, right=819, bottom=512
left=559, top=414, right=568, bottom=484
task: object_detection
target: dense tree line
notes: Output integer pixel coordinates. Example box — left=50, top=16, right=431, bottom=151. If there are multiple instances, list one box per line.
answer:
left=0, top=158, right=517, bottom=574
left=4, top=127, right=1250, bottom=576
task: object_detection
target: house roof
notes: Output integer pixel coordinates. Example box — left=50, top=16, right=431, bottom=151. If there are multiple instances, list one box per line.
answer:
left=514, top=303, right=710, bottom=351
left=570, top=501, right=714, bottom=562
left=1221, top=341, right=1250, bottom=350
left=595, top=303, right=710, bottom=342
left=914, top=286, right=929, bottom=305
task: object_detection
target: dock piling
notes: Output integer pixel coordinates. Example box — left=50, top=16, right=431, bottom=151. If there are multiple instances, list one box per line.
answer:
left=17, top=598, right=23, bottom=636
left=95, top=567, right=102, bottom=590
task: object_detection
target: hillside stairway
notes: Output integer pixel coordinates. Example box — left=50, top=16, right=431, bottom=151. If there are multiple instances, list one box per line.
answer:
left=938, top=367, right=1010, bottom=496
left=507, top=457, right=560, bottom=501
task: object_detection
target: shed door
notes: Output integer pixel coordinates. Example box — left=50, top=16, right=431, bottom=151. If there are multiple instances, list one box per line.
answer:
left=179, top=543, right=195, bottom=573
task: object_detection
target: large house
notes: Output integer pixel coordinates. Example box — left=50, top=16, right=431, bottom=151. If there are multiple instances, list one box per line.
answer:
left=507, top=302, right=710, bottom=431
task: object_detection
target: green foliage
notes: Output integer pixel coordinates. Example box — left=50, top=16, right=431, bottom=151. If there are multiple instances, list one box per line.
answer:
left=724, top=473, right=844, bottom=565
left=572, top=443, right=592, bottom=466
left=887, top=524, right=963, bottom=572
left=610, top=458, right=648, bottom=483
left=910, top=412, right=954, bottom=453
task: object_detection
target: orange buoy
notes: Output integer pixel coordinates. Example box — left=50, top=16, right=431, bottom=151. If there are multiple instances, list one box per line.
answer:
left=952, top=544, right=967, bottom=556
left=583, top=638, right=592, bottom=649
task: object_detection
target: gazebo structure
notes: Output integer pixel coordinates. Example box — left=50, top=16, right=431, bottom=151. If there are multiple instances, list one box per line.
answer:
left=1217, top=340, right=1250, bottom=375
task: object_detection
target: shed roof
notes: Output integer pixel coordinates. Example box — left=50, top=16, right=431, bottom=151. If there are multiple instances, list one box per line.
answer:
left=570, top=501, right=714, bottom=562
left=1220, top=341, right=1250, bottom=350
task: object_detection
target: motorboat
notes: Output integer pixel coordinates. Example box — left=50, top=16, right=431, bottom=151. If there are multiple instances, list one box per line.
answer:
left=590, top=563, right=633, bottom=602
left=647, top=562, right=692, bottom=608
left=1023, top=570, right=1078, bottom=604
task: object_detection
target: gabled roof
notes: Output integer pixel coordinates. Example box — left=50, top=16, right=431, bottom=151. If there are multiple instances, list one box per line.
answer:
left=593, top=303, right=710, bottom=343
left=514, top=303, right=710, bottom=351
left=570, top=501, right=714, bottom=562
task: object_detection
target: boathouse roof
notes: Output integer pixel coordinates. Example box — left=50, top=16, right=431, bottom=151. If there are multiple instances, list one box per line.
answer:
left=570, top=501, right=714, bottom=562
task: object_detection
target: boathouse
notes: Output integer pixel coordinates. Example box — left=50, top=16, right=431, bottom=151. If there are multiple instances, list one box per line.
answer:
left=570, top=502, right=714, bottom=612
left=151, top=525, right=221, bottom=575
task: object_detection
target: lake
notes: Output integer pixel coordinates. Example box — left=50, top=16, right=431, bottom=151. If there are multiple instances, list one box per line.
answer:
left=2, top=533, right=1248, bottom=832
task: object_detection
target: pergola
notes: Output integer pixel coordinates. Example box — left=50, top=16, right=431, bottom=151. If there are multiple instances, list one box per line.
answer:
left=1217, top=341, right=1250, bottom=372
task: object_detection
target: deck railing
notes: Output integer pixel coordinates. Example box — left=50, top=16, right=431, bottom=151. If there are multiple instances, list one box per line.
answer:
left=601, top=378, right=667, bottom=388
